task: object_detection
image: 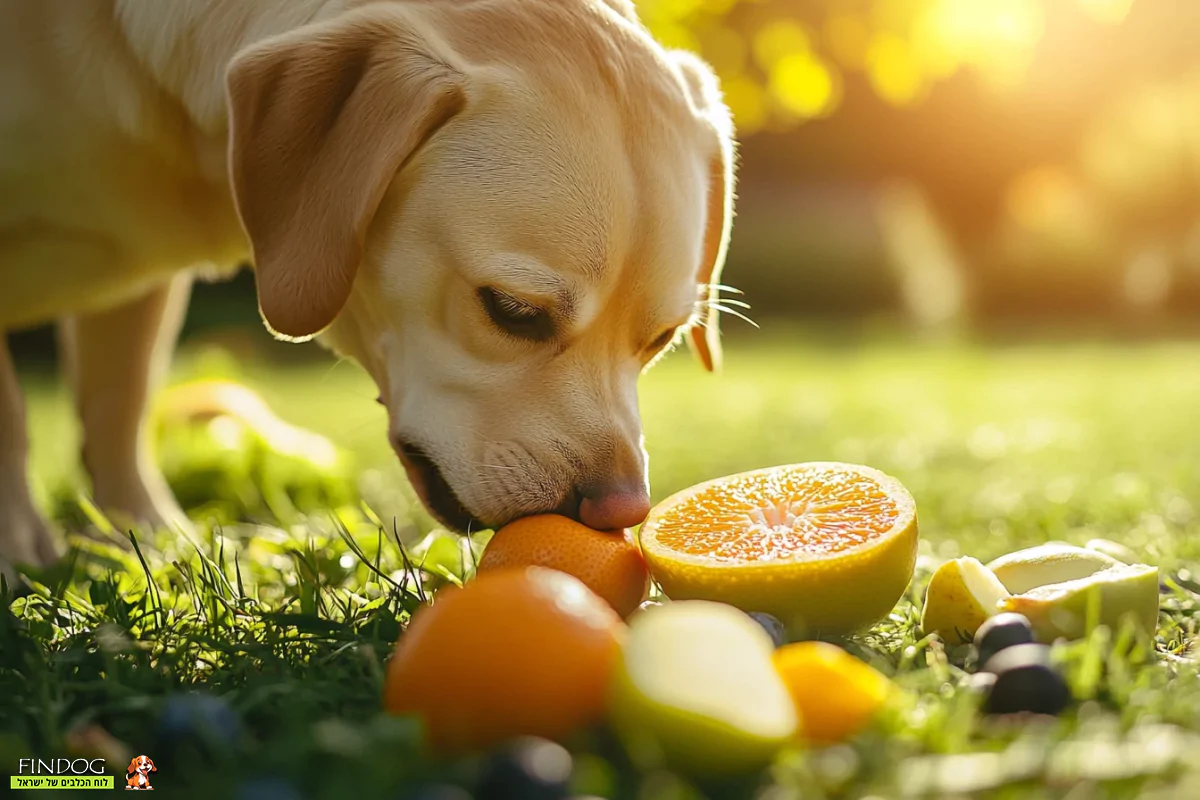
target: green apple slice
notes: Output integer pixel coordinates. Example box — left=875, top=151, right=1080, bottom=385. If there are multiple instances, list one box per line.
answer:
left=1001, top=563, right=1160, bottom=641
left=608, top=600, right=797, bottom=776
left=920, top=557, right=1010, bottom=645
left=986, top=544, right=1119, bottom=594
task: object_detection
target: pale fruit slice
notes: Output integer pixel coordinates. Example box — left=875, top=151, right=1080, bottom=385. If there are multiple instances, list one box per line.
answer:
left=1085, top=538, right=1139, bottom=565
left=608, top=601, right=798, bottom=776
left=986, top=544, right=1119, bottom=594
left=920, top=557, right=1010, bottom=645
left=1001, top=563, right=1160, bottom=642
left=639, top=463, right=919, bottom=636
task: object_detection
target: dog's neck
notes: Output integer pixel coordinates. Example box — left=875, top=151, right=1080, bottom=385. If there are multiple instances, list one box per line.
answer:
left=113, top=0, right=349, bottom=135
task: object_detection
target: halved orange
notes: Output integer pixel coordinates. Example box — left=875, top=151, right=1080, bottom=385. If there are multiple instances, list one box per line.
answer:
left=639, top=463, right=918, bottom=635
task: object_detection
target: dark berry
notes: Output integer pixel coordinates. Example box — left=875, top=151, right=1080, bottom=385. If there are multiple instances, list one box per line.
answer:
left=476, top=737, right=572, bottom=800
left=154, top=692, right=243, bottom=766
left=974, top=613, right=1036, bottom=666
left=980, top=644, right=1070, bottom=716
left=747, top=612, right=788, bottom=648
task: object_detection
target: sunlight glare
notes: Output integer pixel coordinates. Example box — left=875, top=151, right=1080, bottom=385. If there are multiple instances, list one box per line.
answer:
left=770, top=52, right=840, bottom=118
left=1077, top=0, right=1135, bottom=26
left=867, top=34, right=926, bottom=106
left=753, top=20, right=812, bottom=71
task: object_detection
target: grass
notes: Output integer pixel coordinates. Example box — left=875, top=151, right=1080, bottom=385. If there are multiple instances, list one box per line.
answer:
left=3, top=329, right=1200, bottom=798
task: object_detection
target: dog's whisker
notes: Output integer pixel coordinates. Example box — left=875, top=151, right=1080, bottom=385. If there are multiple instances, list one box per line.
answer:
left=700, top=297, right=751, bottom=310
left=709, top=304, right=760, bottom=328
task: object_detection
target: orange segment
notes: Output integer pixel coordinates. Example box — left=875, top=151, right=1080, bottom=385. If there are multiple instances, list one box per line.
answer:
left=639, top=463, right=918, bottom=635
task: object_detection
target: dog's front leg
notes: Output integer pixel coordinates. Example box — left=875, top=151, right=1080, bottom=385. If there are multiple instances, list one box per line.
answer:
left=0, top=335, right=61, bottom=578
left=58, top=275, right=194, bottom=535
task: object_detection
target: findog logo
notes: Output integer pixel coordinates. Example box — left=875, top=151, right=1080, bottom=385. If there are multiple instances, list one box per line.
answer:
left=125, top=755, right=157, bottom=791
left=11, top=758, right=112, bottom=790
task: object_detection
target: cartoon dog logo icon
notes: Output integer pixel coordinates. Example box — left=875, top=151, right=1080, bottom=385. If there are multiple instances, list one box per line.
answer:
left=125, top=755, right=156, bottom=790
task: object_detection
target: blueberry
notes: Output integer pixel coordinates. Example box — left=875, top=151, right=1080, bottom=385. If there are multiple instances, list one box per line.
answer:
left=747, top=612, right=788, bottom=648
left=235, top=777, right=303, bottom=800
left=154, top=692, right=243, bottom=764
left=980, top=644, right=1070, bottom=716
left=974, top=613, right=1036, bottom=667
left=476, top=737, right=572, bottom=800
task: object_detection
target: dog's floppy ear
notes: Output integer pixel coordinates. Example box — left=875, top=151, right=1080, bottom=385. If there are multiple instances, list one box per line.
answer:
left=147, top=757, right=156, bottom=772
left=125, top=758, right=138, bottom=775
left=669, top=51, right=735, bottom=372
left=226, top=7, right=466, bottom=341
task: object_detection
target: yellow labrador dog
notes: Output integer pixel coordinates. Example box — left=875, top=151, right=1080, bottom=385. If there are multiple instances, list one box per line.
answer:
left=0, top=0, right=734, bottom=574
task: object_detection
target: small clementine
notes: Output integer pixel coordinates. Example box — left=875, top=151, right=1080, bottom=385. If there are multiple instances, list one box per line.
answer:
left=773, top=641, right=893, bottom=744
left=383, top=566, right=624, bottom=752
left=477, top=514, right=650, bottom=617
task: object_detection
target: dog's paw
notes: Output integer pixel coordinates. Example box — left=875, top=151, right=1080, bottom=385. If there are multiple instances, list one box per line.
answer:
left=97, top=496, right=195, bottom=539
left=92, top=471, right=195, bottom=538
left=0, top=506, right=62, bottom=581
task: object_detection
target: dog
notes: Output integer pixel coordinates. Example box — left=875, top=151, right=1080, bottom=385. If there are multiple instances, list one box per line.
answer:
left=0, top=0, right=735, bottom=574
left=125, top=755, right=156, bottom=790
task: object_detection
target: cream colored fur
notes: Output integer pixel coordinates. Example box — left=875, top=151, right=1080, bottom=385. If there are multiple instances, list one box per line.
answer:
left=0, top=0, right=734, bottom=573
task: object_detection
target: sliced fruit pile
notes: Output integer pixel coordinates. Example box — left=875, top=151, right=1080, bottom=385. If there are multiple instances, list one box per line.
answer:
left=381, top=462, right=1161, bottom=781
left=383, top=462, right=916, bottom=776
left=921, top=540, right=1163, bottom=721
left=384, top=569, right=896, bottom=775
left=921, top=542, right=1160, bottom=645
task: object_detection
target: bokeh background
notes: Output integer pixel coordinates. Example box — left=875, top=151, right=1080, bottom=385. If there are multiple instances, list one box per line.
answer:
left=639, top=0, right=1200, bottom=330
left=13, top=0, right=1200, bottom=352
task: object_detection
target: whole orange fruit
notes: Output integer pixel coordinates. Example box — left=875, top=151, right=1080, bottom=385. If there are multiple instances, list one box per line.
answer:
left=383, top=566, right=624, bottom=752
left=477, top=514, right=650, bottom=617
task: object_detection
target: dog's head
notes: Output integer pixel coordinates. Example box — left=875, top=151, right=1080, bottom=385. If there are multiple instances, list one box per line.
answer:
left=225, top=0, right=734, bottom=531
left=126, top=755, right=156, bottom=775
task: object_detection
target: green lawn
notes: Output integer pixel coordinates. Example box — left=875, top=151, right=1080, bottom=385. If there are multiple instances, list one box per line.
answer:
left=4, top=331, right=1200, bottom=798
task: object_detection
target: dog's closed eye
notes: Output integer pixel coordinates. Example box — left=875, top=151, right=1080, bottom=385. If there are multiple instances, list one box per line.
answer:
left=648, top=328, right=675, bottom=352
left=478, top=287, right=554, bottom=342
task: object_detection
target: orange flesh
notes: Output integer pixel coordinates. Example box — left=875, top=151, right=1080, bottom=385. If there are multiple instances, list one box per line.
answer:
left=651, top=467, right=902, bottom=562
